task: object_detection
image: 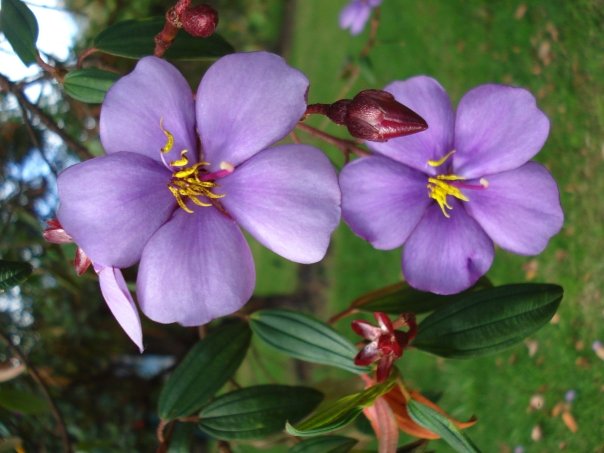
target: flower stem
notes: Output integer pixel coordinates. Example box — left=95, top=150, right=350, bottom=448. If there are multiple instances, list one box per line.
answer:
left=327, top=307, right=359, bottom=325
left=295, top=123, right=370, bottom=159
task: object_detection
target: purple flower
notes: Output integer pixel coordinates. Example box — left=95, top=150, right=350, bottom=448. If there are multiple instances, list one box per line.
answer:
left=340, top=76, right=563, bottom=294
left=339, top=0, right=382, bottom=36
left=57, top=52, right=341, bottom=339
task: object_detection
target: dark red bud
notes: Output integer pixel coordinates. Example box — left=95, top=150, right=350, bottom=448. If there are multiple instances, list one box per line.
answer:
left=345, top=89, right=428, bottom=142
left=326, top=100, right=351, bottom=125
left=181, top=4, right=218, bottom=38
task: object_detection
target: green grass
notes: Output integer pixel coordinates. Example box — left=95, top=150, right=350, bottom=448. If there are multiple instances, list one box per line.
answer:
left=278, top=0, right=604, bottom=451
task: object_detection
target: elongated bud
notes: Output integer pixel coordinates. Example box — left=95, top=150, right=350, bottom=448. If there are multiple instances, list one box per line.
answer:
left=181, top=4, right=218, bottom=37
left=345, top=90, right=427, bottom=142
left=322, top=89, right=427, bottom=142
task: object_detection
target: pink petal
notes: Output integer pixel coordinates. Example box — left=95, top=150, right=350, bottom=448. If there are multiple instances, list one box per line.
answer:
left=355, top=341, right=380, bottom=365
left=352, top=319, right=382, bottom=341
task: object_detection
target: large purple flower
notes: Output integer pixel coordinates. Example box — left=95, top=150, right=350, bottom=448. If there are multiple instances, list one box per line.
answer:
left=57, top=52, right=341, bottom=338
left=339, top=0, right=382, bottom=36
left=340, top=76, right=563, bottom=295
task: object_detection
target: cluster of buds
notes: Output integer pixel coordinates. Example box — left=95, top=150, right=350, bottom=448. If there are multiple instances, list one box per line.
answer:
left=155, top=0, right=218, bottom=56
left=352, top=312, right=417, bottom=382
left=307, top=90, right=428, bottom=142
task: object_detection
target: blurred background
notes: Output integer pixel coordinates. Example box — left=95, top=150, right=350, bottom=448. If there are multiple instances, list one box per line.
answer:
left=0, top=0, right=602, bottom=451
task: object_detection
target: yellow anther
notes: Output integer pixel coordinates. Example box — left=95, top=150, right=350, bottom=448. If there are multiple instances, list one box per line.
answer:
left=428, top=150, right=456, bottom=167
left=160, top=118, right=174, bottom=154
left=171, top=150, right=190, bottom=167
left=427, top=175, right=469, bottom=218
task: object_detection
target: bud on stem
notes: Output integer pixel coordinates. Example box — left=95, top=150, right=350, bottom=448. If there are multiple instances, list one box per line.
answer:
left=307, top=89, right=428, bottom=142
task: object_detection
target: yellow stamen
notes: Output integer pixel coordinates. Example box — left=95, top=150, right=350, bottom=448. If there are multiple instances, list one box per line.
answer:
left=427, top=150, right=456, bottom=167
left=160, top=118, right=174, bottom=154
left=427, top=175, right=469, bottom=218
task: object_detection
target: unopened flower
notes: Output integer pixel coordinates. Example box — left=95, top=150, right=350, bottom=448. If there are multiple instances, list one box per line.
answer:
left=44, top=219, right=91, bottom=275
left=352, top=312, right=416, bottom=382
left=326, top=89, right=428, bottom=142
left=339, top=0, right=382, bottom=36
left=180, top=4, right=218, bottom=37
left=340, top=76, right=563, bottom=294
left=57, top=52, right=340, bottom=330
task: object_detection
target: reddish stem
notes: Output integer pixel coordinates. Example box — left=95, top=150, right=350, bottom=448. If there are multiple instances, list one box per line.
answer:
left=296, top=123, right=370, bottom=159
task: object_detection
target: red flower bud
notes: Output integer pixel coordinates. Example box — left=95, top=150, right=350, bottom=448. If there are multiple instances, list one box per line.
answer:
left=342, top=90, right=428, bottom=142
left=181, top=4, right=218, bottom=38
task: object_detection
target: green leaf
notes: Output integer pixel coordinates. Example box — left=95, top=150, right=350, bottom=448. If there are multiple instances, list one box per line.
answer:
left=352, top=277, right=492, bottom=315
left=413, top=284, right=563, bottom=358
left=407, top=400, right=481, bottom=453
left=0, top=387, right=49, bottom=414
left=250, top=309, right=368, bottom=374
left=289, top=436, right=358, bottom=453
left=63, top=68, right=119, bottom=103
left=0, top=260, right=33, bottom=292
left=92, top=17, right=234, bottom=60
left=0, top=0, right=39, bottom=65
left=198, top=385, right=323, bottom=440
left=158, top=321, right=251, bottom=420
left=285, top=378, right=394, bottom=437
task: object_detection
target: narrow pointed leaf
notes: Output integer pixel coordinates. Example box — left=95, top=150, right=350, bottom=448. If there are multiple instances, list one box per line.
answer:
left=0, top=0, right=39, bottom=65
left=289, top=436, right=358, bottom=453
left=413, top=284, right=563, bottom=358
left=198, top=385, right=323, bottom=440
left=250, top=309, right=368, bottom=374
left=92, top=17, right=234, bottom=60
left=158, top=321, right=251, bottom=420
left=63, top=68, right=119, bottom=103
left=0, top=260, right=33, bottom=292
left=286, top=378, right=394, bottom=437
left=407, top=400, right=480, bottom=453
left=352, top=277, right=492, bottom=315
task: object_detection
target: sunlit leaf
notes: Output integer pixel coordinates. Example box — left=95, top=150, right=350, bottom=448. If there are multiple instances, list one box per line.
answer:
left=0, top=0, right=39, bottom=65
left=158, top=321, right=251, bottom=420
left=0, top=260, right=33, bottom=292
left=92, top=17, right=234, bottom=60
left=63, top=68, right=119, bottom=103
left=250, top=309, right=368, bottom=374
left=286, top=378, right=394, bottom=437
left=0, top=387, right=48, bottom=414
left=407, top=400, right=481, bottom=453
left=413, top=284, right=563, bottom=358
left=288, top=436, right=358, bottom=453
left=198, top=385, right=323, bottom=440
left=352, top=277, right=492, bottom=315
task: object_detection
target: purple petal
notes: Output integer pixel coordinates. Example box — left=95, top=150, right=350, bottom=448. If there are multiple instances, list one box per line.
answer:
left=96, top=266, right=144, bottom=352
left=137, top=208, right=255, bottom=326
left=100, top=56, right=197, bottom=164
left=464, top=162, right=563, bottom=254
left=402, top=203, right=494, bottom=294
left=368, top=76, right=455, bottom=175
left=453, top=84, right=550, bottom=178
left=57, top=152, right=174, bottom=268
left=196, top=52, right=309, bottom=169
left=219, top=144, right=340, bottom=264
left=339, top=2, right=371, bottom=35
left=340, top=156, right=430, bottom=249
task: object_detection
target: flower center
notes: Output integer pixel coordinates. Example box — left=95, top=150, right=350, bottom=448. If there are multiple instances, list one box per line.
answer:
left=160, top=120, right=233, bottom=213
left=426, top=150, right=488, bottom=218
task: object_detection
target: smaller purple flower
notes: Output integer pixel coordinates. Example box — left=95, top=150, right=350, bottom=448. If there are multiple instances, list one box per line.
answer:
left=340, top=76, right=563, bottom=294
left=339, top=0, right=382, bottom=36
left=56, top=52, right=341, bottom=344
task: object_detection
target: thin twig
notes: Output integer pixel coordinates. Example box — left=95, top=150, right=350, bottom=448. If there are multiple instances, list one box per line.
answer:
left=0, top=72, right=93, bottom=161
left=0, top=331, right=73, bottom=452
left=296, top=123, right=370, bottom=159
left=327, top=307, right=359, bottom=325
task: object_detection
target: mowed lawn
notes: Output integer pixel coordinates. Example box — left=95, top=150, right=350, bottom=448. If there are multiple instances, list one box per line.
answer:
left=266, top=0, right=604, bottom=451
